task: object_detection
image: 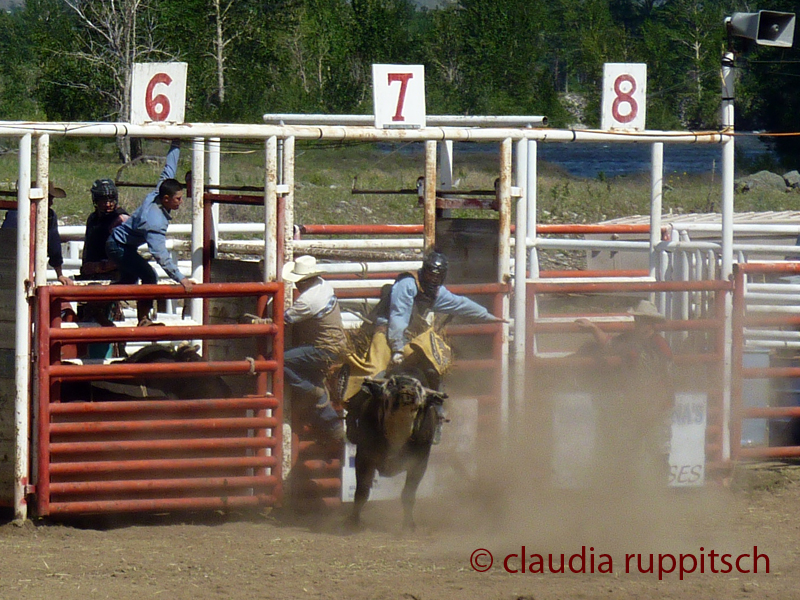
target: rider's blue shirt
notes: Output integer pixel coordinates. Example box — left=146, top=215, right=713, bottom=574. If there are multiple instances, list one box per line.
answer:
left=109, top=142, right=184, bottom=282
left=379, top=276, right=497, bottom=353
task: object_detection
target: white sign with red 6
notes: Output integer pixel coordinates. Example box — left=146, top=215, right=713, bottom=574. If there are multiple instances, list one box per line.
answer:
left=601, top=63, right=646, bottom=131
left=372, top=64, right=426, bottom=129
left=130, top=62, right=188, bottom=125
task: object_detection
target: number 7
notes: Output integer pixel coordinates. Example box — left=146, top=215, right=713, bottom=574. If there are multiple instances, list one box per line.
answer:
left=388, top=73, right=413, bottom=122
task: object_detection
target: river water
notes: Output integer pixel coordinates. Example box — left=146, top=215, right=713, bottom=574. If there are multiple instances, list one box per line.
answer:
left=431, top=136, right=774, bottom=179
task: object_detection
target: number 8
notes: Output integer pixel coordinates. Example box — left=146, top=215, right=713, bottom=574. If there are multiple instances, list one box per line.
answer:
left=611, top=74, right=637, bottom=124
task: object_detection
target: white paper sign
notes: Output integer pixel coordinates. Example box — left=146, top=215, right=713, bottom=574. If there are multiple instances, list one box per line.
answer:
left=372, top=64, right=426, bottom=129
left=130, top=62, right=188, bottom=125
left=551, top=391, right=705, bottom=488
left=668, top=392, right=707, bottom=487
left=601, top=63, right=646, bottom=131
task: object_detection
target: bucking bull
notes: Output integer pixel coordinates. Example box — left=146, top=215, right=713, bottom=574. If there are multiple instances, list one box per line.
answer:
left=62, top=343, right=232, bottom=402
left=342, top=327, right=451, bottom=530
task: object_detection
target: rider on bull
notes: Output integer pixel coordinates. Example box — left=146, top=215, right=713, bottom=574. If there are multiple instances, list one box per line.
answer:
left=345, top=250, right=502, bottom=444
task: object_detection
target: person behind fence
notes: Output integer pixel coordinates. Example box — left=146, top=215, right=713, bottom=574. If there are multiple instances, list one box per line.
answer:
left=574, top=299, right=674, bottom=479
left=345, top=250, right=503, bottom=443
left=106, top=140, right=193, bottom=325
left=2, top=181, right=72, bottom=286
left=282, top=255, right=348, bottom=443
left=80, top=179, right=129, bottom=278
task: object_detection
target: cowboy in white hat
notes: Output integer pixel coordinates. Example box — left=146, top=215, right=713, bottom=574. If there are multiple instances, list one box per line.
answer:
left=282, top=255, right=348, bottom=443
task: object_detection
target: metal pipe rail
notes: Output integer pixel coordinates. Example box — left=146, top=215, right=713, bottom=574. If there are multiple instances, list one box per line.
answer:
left=35, top=281, right=284, bottom=516
left=526, top=277, right=731, bottom=471
left=0, top=121, right=728, bottom=143
left=732, top=262, right=800, bottom=461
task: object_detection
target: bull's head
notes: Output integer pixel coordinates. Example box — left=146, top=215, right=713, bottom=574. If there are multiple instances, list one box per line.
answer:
left=367, top=374, right=433, bottom=450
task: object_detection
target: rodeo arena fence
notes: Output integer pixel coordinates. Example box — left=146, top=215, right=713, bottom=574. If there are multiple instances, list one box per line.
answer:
left=0, top=115, right=797, bottom=522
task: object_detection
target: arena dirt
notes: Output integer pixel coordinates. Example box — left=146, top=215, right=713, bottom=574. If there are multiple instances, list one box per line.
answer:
left=0, top=459, right=797, bottom=600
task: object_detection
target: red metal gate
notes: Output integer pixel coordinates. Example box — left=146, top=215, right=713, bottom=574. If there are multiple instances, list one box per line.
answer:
left=34, top=282, right=283, bottom=516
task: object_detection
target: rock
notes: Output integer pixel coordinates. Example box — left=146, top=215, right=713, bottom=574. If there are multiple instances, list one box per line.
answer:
left=735, top=170, right=787, bottom=193
left=785, top=170, right=800, bottom=188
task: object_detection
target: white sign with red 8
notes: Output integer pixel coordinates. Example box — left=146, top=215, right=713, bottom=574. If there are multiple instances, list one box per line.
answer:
left=601, top=63, right=647, bottom=131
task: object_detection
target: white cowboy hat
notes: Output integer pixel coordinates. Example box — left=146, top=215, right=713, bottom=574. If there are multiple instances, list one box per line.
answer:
left=282, top=255, right=323, bottom=283
left=628, top=299, right=665, bottom=321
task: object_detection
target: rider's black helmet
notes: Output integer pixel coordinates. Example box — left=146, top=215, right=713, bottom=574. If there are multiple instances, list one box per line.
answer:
left=90, top=178, right=118, bottom=209
left=419, top=251, right=448, bottom=298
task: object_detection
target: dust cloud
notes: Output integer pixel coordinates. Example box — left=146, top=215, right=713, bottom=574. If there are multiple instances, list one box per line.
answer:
left=420, top=368, right=742, bottom=569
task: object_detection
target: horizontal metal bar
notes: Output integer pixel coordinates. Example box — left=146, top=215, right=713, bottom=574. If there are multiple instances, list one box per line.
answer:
left=50, top=475, right=278, bottom=495
left=299, top=459, right=342, bottom=471
left=527, top=280, right=731, bottom=293
left=742, top=407, right=800, bottom=418
left=743, top=367, right=800, bottom=378
left=0, top=121, right=727, bottom=143
left=50, top=397, right=277, bottom=414
left=45, top=281, right=279, bottom=302
left=46, top=494, right=276, bottom=515
left=49, top=322, right=276, bottom=343
left=49, top=455, right=278, bottom=475
left=50, top=436, right=277, bottom=455
left=50, top=417, right=279, bottom=435
left=49, top=359, right=277, bottom=381
left=737, top=446, right=800, bottom=459
left=263, top=114, right=548, bottom=127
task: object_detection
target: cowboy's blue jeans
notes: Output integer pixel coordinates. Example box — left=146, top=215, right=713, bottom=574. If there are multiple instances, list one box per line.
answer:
left=284, top=345, right=339, bottom=424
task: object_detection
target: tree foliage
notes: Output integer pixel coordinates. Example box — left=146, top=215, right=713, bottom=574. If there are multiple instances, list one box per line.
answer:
left=0, top=0, right=797, bottom=160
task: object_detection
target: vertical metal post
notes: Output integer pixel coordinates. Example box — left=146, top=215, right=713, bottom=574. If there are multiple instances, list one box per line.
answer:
left=438, top=140, right=454, bottom=218
left=498, top=138, right=512, bottom=437
left=283, top=136, right=295, bottom=267
left=207, top=138, right=221, bottom=254
left=650, top=143, right=663, bottom=281
left=513, top=139, right=527, bottom=421
left=526, top=140, right=539, bottom=357
left=190, top=138, right=205, bottom=322
left=14, top=133, right=32, bottom=522
left=721, top=50, right=736, bottom=461
left=424, top=141, right=437, bottom=252
left=34, top=135, right=49, bottom=287
left=526, top=140, right=539, bottom=278
left=265, top=137, right=278, bottom=282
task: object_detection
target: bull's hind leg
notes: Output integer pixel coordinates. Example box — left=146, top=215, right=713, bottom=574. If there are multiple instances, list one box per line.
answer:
left=401, top=452, right=431, bottom=531
left=347, top=450, right=376, bottom=531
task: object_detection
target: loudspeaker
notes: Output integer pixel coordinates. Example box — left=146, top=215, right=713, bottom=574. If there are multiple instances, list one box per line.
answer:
left=728, top=11, right=795, bottom=47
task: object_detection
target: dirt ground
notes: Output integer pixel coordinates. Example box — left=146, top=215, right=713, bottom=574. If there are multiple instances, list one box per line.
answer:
left=1, top=461, right=799, bottom=600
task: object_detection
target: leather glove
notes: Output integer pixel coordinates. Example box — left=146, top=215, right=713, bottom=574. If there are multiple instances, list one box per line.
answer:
left=391, top=352, right=404, bottom=365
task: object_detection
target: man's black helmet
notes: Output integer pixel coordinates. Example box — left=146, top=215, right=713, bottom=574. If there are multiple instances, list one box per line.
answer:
left=419, top=251, right=448, bottom=298
left=91, top=178, right=118, bottom=207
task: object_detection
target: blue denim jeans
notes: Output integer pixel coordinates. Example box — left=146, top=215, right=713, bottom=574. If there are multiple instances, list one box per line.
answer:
left=105, top=238, right=156, bottom=320
left=284, top=345, right=339, bottom=424
left=105, top=238, right=157, bottom=285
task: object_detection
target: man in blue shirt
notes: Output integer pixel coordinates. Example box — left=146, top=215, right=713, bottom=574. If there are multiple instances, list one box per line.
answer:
left=106, top=140, right=193, bottom=324
left=344, top=251, right=502, bottom=444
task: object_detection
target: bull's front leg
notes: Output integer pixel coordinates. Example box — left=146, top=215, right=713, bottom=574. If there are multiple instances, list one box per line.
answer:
left=400, top=450, right=431, bottom=531
left=347, top=448, right=376, bottom=531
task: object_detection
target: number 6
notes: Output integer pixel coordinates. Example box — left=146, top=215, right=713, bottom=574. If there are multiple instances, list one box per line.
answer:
left=145, top=73, right=173, bottom=122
